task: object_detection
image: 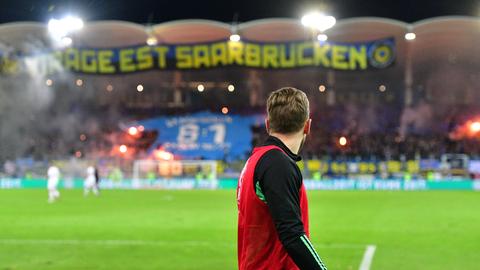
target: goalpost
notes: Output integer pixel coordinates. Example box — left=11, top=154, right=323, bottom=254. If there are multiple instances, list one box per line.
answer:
left=132, top=159, right=218, bottom=181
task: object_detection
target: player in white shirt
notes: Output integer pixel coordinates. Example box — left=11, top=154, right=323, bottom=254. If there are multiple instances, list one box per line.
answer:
left=47, top=165, right=61, bottom=203
left=84, top=166, right=99, bottom=196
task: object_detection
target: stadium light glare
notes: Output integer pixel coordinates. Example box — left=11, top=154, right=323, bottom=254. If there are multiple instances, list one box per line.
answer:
left=60, top=36, right=73, bottom=47
left=119, top=145, right=128, bottom=153
left=146, top=36, right=158, bottom=46
left=317, top=34, right=328, bottom=41
left=301, top=12, right=336, bottom=32
left=470, top=121, right=480, bottom=133
left=405, top=32, right=416, bottom=41
left=228, top=84, right=235, bottom=92
left=339, top=136, right=348, bottom=146
left=137, top=84, right=144, bottom=92
left=197, top=84, right=205, bottom=92
left=128, top=127, right=138, bottom=136
left=48, top=16, right=84, bottom=38
left=229, top=34, right=241, bottom=42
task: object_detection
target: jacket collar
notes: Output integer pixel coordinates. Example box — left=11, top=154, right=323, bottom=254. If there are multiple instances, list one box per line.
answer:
left=263, top=135, right=302, bottom=162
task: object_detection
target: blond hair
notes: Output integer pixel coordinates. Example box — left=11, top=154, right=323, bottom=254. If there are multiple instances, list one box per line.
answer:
left=266, top=87, right=310, bottom=134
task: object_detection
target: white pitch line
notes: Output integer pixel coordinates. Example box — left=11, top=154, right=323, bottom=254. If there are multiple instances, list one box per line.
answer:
left=359, top=245, right=376, bottom=270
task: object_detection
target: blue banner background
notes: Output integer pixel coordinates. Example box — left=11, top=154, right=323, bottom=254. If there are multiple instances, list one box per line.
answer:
left=139, top=112, right=261, bottom=160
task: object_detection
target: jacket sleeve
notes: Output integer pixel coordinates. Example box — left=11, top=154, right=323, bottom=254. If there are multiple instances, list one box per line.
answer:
left=256, top=150, right=327, bottom=270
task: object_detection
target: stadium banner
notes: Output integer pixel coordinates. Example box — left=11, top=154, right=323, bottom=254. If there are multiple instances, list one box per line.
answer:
left=0, top=37, right=395, bottom=75
left=299, top=159, right=421, bottom=174
left=1, top=178, right=478, bottom=190
left=139, top=111, right=260, bottom=160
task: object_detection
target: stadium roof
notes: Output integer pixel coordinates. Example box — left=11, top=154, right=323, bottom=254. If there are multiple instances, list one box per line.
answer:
left=0, top=16, right=478, bottom=46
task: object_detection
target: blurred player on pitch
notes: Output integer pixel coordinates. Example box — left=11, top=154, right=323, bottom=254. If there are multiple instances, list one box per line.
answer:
left=84, top=165, right=99, bottom=196
left=47, top=164, right=61, bottom=203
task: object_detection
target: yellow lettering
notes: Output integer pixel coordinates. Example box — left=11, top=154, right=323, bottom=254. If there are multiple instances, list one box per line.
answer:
left=407, top=160, right=420, bottom=173
left=193, top=45, right=210, bottom=68
left=349, top=46, right=367, bottom=70
left=137, top=46, right=153, bottom=70
left=119, top=49, right=136, bottom=72
left=176, top=46, right=192, bottom=68
left=359, top=162, right=369, bottom=174
left=332, top=45, right=349, bottom=70
left=64, top=48, right=80, bottom=71
left=153, top=46, right=169, bottom=68
left=98, top=50, right=115, bottom=73
left=245, top=43, right=261, bottom=67
left=210, top=42, right=228, bottom=66
left=228, top=41, right=244, bottom=65
left=314, top=43, right=331, bottom=67
left=262, top=45, right=278, bottom=68
left=331, top=162, right=340, bottom=174
left=297, top=42, right=313, bottom=66
left=387, top=161, right=401, bottom=173
left=81, top=50, right=97, bottom=73
left=279, top=44, right=295, bottom=68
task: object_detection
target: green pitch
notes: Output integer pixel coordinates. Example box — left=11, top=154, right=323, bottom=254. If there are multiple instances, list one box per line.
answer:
left=0, top=189, right=478, bottom=269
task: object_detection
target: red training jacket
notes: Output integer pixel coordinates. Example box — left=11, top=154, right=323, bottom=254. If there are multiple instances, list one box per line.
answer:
left=237, top=145, right=310, bottom=270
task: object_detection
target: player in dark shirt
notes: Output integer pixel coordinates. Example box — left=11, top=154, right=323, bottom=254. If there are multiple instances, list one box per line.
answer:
left=255, top=136, right=326, bottom=269
left=237, top=87, right=327, bottom=270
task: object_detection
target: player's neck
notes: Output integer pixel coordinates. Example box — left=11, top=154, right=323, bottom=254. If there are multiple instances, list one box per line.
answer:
left=270, top=132, right=303, bottom=154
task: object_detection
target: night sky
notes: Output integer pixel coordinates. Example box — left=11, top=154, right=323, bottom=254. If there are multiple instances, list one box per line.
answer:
left=0, top=0, right=478, bottom=24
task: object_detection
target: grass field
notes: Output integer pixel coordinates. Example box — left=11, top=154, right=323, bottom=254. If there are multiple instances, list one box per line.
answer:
left=0, top=189, right=479, bottom=270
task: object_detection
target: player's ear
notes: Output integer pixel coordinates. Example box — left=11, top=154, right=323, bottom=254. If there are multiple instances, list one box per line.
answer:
left=265, top=118, right=270, bottom=133
left=303, top=119, right=311, bottom=135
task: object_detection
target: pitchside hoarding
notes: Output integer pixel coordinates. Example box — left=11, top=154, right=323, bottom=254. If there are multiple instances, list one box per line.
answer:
left=1, top=178, right=478, bottom=190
